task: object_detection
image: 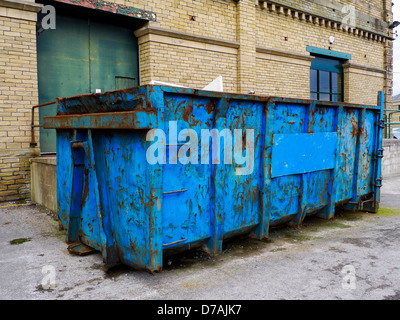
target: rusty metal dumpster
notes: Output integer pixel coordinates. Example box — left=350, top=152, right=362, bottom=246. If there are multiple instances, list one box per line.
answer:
left=43, top=85, right=384, bottom=272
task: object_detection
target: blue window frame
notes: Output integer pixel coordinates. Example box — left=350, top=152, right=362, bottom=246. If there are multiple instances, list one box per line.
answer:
left=310, top=55, right=344, bottom=102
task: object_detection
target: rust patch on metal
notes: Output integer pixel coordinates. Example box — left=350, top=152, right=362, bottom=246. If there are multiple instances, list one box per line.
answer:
left=67, top=241, right=96, bottom=256
left=81, top=168, right=90, bottom=207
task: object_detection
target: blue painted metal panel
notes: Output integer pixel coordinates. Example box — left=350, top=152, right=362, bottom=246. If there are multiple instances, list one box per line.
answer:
left=335, top=109, right=358, bottom=202
left=44, top=85, right=383, bottom=272
left=310, top=56, right=344, bottom=73
left=161, top=94, right=213, bottom=249
left=271, top=132, right=337, bottom=178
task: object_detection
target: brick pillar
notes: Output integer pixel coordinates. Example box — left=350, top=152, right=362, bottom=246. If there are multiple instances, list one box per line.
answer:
left=0, top=0, right=42, bottom=202
left=236, top=0, right=257, bottom=94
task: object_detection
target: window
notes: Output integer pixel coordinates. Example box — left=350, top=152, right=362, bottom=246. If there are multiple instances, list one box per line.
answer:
left=310, top=55, right=344, bottom=102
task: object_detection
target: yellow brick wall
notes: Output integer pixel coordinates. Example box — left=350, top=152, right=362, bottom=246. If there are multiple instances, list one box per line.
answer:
left=344, top=68, right=385, bottom=105
left=141, top=41, right=238, bottom=92
left=0, top=13, right=39, bottom=202
left=338, top=0, right=390, bottom=21
left=125, top=0, right=237, bottom=42
left=130, top=0, right=240, bottom=90
left=236, top=0, right=257, bottom=93
left=271, top=0, right=388, bottom=23
left=134, top=1, right=388, bottom=104
left=124, top=0, right=390, bottom=28
left=138, top=40, right=152, bottom=85
left=255, top=57, right=311, bottom=99
left=256, top=7, right=385, bottom=69
left=254, top=5, right=386, bottom=104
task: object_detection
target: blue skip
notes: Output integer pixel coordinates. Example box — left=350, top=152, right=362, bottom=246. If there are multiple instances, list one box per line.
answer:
left=43, top=85, right=384, bottom=272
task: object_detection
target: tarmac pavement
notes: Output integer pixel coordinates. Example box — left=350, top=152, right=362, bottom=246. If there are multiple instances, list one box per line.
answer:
left=1, top=176, right=400, bottom=301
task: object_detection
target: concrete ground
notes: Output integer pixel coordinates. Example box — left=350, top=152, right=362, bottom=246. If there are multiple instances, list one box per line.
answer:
left=1, top=177, right=400, bottom=301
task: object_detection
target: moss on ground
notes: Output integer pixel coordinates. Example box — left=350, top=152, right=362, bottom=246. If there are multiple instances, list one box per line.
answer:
left=10, top=238, right=31, bottom=245
left=378, top=207, right=400, bottom=216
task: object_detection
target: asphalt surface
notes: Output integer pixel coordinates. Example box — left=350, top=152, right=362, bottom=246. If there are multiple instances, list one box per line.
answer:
left=1, top=177, right=400, bottom=301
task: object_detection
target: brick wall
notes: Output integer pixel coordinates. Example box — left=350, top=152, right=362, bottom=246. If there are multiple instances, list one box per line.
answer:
left=256, top=6, right=385, bottom=68
left=126, top=0, right=237, bottom=42
left=135, top=26, right=239, bottom=92
left=0, top=3, right=41, bottom=202
left=255, top=50, right=312, bottom=98
left=132, top=0, right=391, bottom=106
left=255, top=3, right=386, bottom=103
left=268, top=0, right=388, bottom=30
left=148, top=42, right=238, bottom=92
left=343, top=63, right=386, bottom=105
